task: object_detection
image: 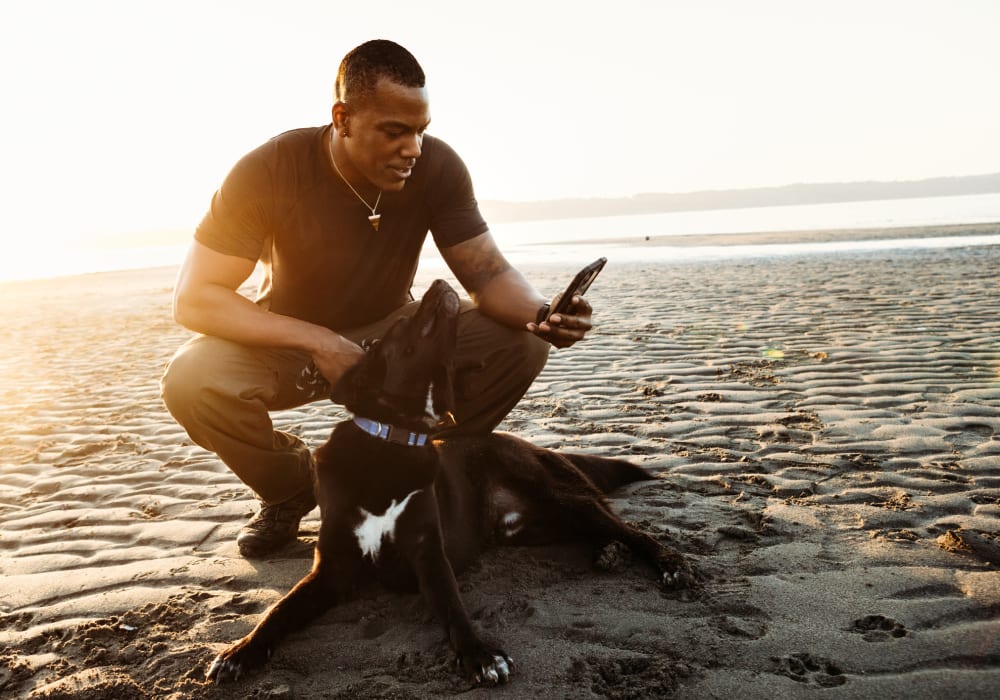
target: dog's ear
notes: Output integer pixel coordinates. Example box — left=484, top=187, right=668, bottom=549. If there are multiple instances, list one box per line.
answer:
left=431, top=358, right=455, bottom=418
left=331, top=339, right=385, bottom=409
left=431, top=311, right=458, bottom=421
left=330, top=362, right=363, bottom=408
left=330, top=357, right=373, bottom=411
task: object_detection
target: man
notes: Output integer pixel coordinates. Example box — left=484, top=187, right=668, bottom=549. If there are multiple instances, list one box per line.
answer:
left=160, top=39, right=593, bottom=557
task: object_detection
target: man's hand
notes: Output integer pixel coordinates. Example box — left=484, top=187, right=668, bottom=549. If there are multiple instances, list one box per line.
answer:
left=310, top=330, right=366, bottom=386
left=526, top=294, right=593, bottom=349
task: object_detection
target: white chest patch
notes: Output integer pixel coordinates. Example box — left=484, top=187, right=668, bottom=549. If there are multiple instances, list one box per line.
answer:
left=354, top=490, right=420, bottom=560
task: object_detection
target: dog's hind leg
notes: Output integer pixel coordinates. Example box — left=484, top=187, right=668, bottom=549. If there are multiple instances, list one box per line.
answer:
left=207, top=548, right=349, bottom=683
left=602, top=515, right=699, bottom=591
left=546, top=486, right=699, bottom=592
left=526, top=451, right=699, bottom=591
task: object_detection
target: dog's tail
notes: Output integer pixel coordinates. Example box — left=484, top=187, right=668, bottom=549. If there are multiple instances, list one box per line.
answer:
left=563, top=453, right=655, bottom=494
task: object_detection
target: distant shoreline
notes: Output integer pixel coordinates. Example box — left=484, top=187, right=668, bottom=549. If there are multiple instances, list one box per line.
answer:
left=481, top=173, right=1000, bottom=222
left=2, top=220, right=999, bottom=289
left=546, top=220, right=1000, bottom=249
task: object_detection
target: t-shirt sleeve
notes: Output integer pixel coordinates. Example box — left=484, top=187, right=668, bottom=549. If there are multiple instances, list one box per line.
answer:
left=194, top=148, right=273, bottom=261
left=425, top=140, right=490, bottom=249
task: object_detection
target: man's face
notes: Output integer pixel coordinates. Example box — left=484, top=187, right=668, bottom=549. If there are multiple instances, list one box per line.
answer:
left=341, top=78, right=431, bottom=193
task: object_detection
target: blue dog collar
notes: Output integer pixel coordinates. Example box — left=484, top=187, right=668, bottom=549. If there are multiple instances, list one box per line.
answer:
left=353, top=416, right=430, bottom=447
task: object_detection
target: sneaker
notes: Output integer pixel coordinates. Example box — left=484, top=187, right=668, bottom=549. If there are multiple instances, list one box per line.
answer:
left=237, top=488, right=317, bottom=558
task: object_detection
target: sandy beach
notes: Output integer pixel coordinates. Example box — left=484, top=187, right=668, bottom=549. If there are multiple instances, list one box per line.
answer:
left=1, top=227, right=999, bottom=699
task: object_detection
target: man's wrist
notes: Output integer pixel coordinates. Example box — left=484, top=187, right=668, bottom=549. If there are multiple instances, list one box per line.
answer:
left=299, top=323, right=340, bottom=356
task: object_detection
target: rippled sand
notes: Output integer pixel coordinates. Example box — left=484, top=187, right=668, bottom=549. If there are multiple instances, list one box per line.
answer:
left=1, top=239, right=998, bottom=698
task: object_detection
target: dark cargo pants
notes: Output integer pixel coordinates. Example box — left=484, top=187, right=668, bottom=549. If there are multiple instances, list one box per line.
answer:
left=160, top=300, right=549, bottom=504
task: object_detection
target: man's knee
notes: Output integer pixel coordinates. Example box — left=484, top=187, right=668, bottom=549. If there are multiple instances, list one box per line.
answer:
left=480, top=325, right=550, bottom=392
left=456, top=310, right=550, bottom=386
left=513, top=329, right=550, bottom=384
left=160, top=340, right=211, bottom=425
left=160, top=337, right=258, bottom=426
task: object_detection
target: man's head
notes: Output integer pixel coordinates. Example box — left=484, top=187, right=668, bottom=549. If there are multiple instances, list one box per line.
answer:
left=335, top=39, right=425, bottom=105
left=332, top=40, right=430, bottom=192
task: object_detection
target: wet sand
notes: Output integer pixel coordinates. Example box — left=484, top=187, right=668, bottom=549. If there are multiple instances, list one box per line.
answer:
left=1, top=228, right=998, bottom=698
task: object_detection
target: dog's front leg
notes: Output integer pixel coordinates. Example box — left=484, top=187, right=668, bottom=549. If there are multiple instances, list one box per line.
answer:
left=207, top=549, right=345, bottom=683
left=402, top=500, right=512, bottom=686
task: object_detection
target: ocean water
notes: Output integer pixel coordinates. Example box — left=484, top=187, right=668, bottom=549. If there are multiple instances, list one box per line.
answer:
left=494, top=191, right=1000, bottom=245
left=14, top=192, right=1000, bottom=281
left=485, top=191, right=1000, bottom=266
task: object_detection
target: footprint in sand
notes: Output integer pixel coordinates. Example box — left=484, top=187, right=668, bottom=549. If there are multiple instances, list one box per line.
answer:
left=849, top=614, right=908, bottom=641
left=944, top=423, right=994, bottom=451
left=714, top=613, right=768, bottom=640
left=571, top=655, right=685, bottom=698
left=773, top=652, right=846, bottom=687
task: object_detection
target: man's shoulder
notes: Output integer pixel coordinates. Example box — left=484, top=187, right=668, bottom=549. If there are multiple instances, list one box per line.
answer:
left=268, top=125, right=326, bottom=146
left=226, top=126, right=327, bottom=192
left=254, top=126, right=327, bottom=159
left=240, top=126, right=326, bottom=165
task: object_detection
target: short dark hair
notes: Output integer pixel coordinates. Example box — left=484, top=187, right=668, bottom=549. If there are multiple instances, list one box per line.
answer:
left=335, top=40, right=425, bottom=104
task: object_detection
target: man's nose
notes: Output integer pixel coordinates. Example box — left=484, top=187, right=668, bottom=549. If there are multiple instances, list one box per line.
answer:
left=401, top=133, right=423, bottom=159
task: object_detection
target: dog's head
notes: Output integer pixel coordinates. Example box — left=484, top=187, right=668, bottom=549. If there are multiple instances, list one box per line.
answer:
left=332, top=279, right=459, bottom=433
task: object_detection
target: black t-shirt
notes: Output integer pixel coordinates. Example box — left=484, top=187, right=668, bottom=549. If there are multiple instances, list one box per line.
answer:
left=195, top=126, right=488, bottom=330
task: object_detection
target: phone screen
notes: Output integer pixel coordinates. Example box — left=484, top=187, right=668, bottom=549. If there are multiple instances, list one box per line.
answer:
left=550, top=257, right=607, bottom=316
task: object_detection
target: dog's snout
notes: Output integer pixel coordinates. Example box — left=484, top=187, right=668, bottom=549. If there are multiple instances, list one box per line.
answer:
left=416, top=281, right=460, bottom=332
left=427, top=279, right=460, bottom=313
left=441, top=291, right=459, bottom=315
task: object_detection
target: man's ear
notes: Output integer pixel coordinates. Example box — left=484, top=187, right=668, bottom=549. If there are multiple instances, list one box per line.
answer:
left=332, top=101, right=350, bottom=131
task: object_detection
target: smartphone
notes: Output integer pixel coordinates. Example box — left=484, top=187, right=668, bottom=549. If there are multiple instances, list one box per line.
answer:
left=550, top=257, right=607, bottom=316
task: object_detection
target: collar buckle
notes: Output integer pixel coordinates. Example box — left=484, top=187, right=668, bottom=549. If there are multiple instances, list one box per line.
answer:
left=353, top=416, right=429, bottom=447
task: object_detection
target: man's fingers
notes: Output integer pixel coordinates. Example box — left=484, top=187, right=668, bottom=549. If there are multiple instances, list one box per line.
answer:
left=552, top=315, right=592, bottom=332
left=528, top=296, right=594, bottom=348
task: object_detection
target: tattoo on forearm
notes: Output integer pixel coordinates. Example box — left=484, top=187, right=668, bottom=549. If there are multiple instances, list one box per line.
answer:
left=456, top=238, right=511, bottom=293
left=467, top=257, right=509, bottom=292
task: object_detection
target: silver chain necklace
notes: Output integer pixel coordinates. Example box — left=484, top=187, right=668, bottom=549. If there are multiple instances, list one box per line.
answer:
left=329, top=132, right=382, bottom=231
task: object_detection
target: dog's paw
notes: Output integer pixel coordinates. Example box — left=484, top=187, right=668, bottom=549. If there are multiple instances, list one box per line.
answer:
left=206, top=638, right=271, bottom=684
left=657, top=553, right=702, bottom=594
left=595, top=541, right=631, bottom=572
left=458, top=644, right=513, bottom=686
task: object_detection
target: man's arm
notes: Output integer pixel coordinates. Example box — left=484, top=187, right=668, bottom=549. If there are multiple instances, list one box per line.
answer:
left=172, top=241, right=364, bottom=382
left=440, top=232, right=593, bottom=348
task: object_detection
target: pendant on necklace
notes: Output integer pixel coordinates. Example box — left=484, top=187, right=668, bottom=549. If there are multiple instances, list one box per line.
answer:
left=368, top=214, right=381, bottom=231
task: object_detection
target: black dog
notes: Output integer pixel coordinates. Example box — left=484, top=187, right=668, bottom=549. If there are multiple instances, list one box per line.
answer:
left=207, top=279, right=697, bottom=686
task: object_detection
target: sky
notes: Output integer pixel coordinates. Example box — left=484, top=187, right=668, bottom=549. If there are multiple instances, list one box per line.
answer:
left=2, top=0, right=999, bottom=269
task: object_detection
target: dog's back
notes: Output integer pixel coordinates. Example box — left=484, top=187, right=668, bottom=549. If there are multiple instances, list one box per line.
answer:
left=560, top=451, right=655, bottom=494
left=432, top=432, right=658, bottom=558
left=446, top=432, right=654, bottom=492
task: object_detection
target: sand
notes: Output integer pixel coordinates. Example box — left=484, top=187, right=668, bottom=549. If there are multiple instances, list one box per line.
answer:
left=1, top=228, right=999, bottom=699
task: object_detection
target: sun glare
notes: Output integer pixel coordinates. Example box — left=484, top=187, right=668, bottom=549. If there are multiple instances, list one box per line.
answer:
left=3, top=228, right=189, bottom=283
left=1, top=1, right=998, bottom=282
